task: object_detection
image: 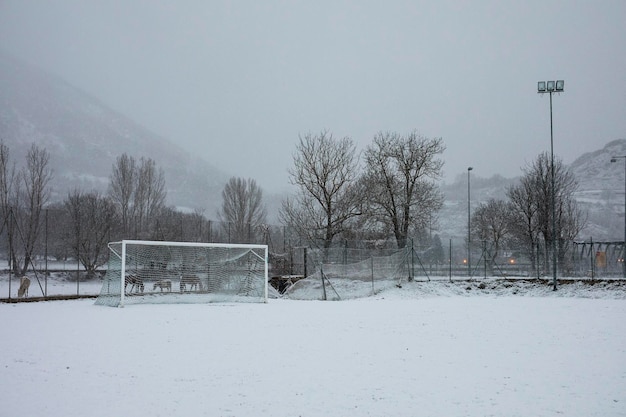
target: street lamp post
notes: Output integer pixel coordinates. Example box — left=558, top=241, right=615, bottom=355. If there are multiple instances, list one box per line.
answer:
left=610, top=155, right=626, bottom=278
left=538, top=79, right=564, bottom=291
left=467, top=166, right=473, bottom=277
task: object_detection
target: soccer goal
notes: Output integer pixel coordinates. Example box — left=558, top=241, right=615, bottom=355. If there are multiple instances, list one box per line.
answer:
left=95, top=240, right=268, bottom=307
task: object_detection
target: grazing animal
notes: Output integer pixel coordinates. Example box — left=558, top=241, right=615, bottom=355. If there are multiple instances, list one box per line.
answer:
left=17, top=277, right=30, bottom=298
left=124, top=274, right=144, bottom=293
left=180, top=275, right=202, bottom=292
left=153, top=279, right=172, bottom=292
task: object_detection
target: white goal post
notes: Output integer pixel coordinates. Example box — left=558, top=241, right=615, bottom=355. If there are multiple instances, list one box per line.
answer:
left=95, top=240, right=268, bottom=307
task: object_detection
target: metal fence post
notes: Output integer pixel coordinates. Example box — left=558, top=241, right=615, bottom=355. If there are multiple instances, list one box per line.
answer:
left=371, top=256, right=374, bottom=294
left=449, top=239, right=452, bottom=282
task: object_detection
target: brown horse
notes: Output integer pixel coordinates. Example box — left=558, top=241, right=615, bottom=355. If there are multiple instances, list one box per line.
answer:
left=180, top=275, right=202, bottom=292
left=124, top=274, right=144, bottom=293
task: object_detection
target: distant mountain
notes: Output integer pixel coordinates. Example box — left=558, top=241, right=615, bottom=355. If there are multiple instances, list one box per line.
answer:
left=569, top=139, right=626, bottom=192
left=438, top=139, right=626, bottom=243
left=569, top=138, right=626, bottom=240
left=0, top=52, right=228, bottom=213
left=437, top=174, right=518, bottom=245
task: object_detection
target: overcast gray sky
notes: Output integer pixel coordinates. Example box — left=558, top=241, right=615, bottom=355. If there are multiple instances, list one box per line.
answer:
left=1, top=0, right=625, bottom=192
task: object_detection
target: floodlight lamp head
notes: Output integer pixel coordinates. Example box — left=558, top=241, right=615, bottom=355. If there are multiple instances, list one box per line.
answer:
left=555, top=80, right=564, bottom=91
left=547, top=80, right=555, bottom=91
left=537, top=81, right=546, bottom=93
left=468, top=166, right=473, bottom=171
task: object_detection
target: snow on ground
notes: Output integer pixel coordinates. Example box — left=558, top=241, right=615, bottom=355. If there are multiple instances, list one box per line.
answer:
left=2, top=272, right=626, bottom=301
left=1, top=279, right=625, bottom=417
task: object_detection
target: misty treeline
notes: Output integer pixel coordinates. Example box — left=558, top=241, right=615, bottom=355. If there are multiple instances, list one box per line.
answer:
left=0, top=141, right=269, bottom=278
left=0, top=130, right=586, bottom=278
left=281, top=130, right=586, bottom=274
left=471, top=152, right=586, bottom=275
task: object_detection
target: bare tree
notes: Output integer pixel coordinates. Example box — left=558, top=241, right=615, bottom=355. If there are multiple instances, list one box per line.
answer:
left=218, top=177, right=267, bottom=243
left=0, top=142, right=13, bottom=215
left=280, top=131, right=363, bottom=248
left=151, top=208, right=210, bottom=242
left=108, top=153, right=135, bottom=236
left=0, top=141, right=17, bottom=259
left=362, top=131, right=445, bottom=248
left=11, top=144, right=53, bottom=275
left=507, top=152, right=586, bottom=274
left=507, top=176, right=541, bottom=272
left=42, top=203, right=73, bottom=263
left=133, top=157, right=166, bottom=238
left=150, top=206, right=184, bottom=241
left=64, top=190, right=118, bottom=277
left=108, top=154, right=167, bottom=239
left=470, top=198, right=511, bottom=272
left=186, top=209, right=211, bottom=242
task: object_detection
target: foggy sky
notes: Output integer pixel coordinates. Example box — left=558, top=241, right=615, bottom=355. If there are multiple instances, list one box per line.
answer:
left=1, top=0, right=625, bottom=192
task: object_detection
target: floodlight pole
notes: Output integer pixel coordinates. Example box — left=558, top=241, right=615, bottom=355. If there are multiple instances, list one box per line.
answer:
left=538, top=80, right=564, bottom=291
left=467, top=166, right=473, bottom=277
left=549, top=90, right=557, bottom=291
left=610, top=155, right=626, bottom=278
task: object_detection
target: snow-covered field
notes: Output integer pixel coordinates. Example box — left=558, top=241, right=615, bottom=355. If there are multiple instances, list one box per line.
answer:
left=1, top=279, right=625, bottom=417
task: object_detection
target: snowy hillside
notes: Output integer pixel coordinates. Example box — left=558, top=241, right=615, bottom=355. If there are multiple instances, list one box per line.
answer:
left=0, top=52, right=228, bottom=212
left=569, top=139, right=626, bottom=240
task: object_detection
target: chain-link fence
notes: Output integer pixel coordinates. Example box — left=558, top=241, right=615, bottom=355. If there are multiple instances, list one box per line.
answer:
left=271, top=237, right=626, bottom=300
left=0, top=207, right=623, bottom=301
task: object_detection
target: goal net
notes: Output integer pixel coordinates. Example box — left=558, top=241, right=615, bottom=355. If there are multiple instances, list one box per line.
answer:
left=95, top=240, right=268, bottom=307
left=284, top=247, right=410, bottom=300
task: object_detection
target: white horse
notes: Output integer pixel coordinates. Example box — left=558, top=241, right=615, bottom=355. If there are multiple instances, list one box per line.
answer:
left=153, top=279, right=172, bottom=292
left=17, top=277, right=30, bottom=298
